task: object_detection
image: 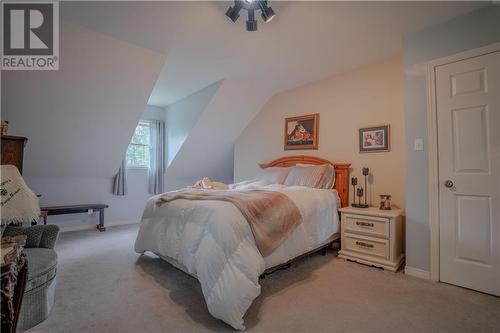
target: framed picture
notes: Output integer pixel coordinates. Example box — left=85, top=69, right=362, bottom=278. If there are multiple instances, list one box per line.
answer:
left=359, top=125, right=390, bottom=153
left=284, top=113, right=319, bottom=150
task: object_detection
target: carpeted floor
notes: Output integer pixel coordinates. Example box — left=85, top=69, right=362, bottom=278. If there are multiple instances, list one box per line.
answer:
left=28, top=224, right=500, bottom=333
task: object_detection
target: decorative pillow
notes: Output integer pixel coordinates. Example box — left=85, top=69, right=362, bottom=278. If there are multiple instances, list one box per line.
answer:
left=255, top=167, right=291, bottom=185
left=1, top=165, right=40, bottom=225
left=284, top=164, right=333, bottom=188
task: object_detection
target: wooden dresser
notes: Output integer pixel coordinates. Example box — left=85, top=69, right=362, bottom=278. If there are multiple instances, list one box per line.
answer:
left=1, top=136, right=27, bottom=174
left=338, top=206, right=404, bottom=272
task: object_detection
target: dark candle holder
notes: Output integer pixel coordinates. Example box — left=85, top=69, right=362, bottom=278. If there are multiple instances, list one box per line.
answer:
left=362, top=167, right=369, bottom=208
left=352, top=168, right=369, bottom=208
left=357, top=188, right=364, bottom=207
left=351, top=177, right=357, bottom=206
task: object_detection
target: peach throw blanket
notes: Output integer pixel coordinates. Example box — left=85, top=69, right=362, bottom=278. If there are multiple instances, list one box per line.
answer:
left=156, top=189, right=303, bottom=256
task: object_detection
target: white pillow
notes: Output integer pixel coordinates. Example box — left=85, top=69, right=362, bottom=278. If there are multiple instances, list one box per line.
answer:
left=255, top=167, right=291, bottom=185
left=284, top=164, right=335, bottom=189
left=229, top=180, right=269, bottom=189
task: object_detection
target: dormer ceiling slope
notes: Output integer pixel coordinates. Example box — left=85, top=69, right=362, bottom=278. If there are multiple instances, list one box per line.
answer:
left=2, top=20, right=165, bottom=179
left=61, top=1, right=486, bottom=107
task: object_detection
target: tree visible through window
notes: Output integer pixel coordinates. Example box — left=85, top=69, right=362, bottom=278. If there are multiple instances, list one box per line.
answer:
left=126, top=121, right=151, bottom=168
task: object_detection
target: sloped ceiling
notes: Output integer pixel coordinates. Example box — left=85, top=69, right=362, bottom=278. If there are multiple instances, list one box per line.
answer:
left=166, top=80, right=222, bottom=166
left=1, top=20, right=165, bottom=179
left=60, top=1, right=486, bottom=107
left=165, top=79, right=270, bottom=190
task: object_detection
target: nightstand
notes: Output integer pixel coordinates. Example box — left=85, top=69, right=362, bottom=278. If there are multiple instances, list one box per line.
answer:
left=338, top=206, right=404, bottom=272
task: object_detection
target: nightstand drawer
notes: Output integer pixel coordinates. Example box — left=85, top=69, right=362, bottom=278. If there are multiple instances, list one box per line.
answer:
left=344, top=215, right=389, bottom=238
left=344, top=233, right=389, bottom=259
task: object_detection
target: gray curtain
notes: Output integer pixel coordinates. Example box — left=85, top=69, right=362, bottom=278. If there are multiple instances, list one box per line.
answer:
left=149, top=120, right=166, bottom=194
left=112, top=158, right=128, bottom=196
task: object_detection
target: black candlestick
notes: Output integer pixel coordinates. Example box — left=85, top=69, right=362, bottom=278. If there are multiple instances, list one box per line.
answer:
left=351, top=177, right=357, bottom=206
left=353, top=187, right=364, bottom=208
left=363, top=168, right=370, bottom=207
left=360, top=167, right=369, bottom=208
left=357, top=188, right=364, bottom=207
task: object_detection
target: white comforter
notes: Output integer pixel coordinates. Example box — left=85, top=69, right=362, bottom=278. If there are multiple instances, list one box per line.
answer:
left=134, top=184, right=339, bottom=330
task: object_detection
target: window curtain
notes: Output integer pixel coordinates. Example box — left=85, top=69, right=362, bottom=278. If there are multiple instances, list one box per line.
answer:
left=112, top=158, right=128, bottom=196
left=149, top=120, right=166, bottom=194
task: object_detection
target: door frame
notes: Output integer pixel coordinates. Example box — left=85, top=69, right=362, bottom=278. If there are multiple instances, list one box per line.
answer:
left=426, top=42, right=500, bottom=282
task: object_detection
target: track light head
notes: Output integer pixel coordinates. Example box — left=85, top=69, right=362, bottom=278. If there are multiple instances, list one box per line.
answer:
left=246, top=8, right=257, bottom=31
left=246, top=20, right=258, bottom=31
left=259, top=2, right=276, bottom=23
left=225, top=2, right=243, bottom=23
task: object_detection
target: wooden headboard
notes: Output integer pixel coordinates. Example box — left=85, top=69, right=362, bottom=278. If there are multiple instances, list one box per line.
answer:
left=259, top=155, right=351, bottom=208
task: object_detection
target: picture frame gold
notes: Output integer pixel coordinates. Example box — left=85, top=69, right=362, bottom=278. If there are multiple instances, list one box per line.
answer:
left=284, top=113, right=319, bottom=150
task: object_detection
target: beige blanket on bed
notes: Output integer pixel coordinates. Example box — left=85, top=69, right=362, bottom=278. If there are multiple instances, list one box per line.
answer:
left=156, top=189, right=303, bottom=256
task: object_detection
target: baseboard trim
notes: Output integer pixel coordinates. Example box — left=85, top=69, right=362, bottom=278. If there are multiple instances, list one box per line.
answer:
left=405, top=266, right=431, bottom=280
left=59, top=219, right=140, bottom=233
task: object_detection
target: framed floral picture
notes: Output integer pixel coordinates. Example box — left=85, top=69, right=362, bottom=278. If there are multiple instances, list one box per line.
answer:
left=359, top=125, right=390, bottom=153
left=284, top=113, right=319, bottom=150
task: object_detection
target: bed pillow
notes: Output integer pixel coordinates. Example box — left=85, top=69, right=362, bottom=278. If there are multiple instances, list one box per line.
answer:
left=255, top=167, right=291, bottom=185
left=296, top=163, right=335, bottom=187
left=284, top=164, right=334, bottom=188
left=319, top=164, right=336, bottom=189
left=229, top=180, right=269, bottom=189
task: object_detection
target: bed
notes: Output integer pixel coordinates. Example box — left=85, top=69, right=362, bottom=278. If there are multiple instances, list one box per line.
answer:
left=134, top=155, right=350, bottom=330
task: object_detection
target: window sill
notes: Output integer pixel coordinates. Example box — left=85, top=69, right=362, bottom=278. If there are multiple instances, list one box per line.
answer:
left=127, top=166, right=150, bottom=170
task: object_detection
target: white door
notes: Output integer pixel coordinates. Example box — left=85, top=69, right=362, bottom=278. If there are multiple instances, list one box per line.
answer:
left=436, top=50, right=500, bottom=296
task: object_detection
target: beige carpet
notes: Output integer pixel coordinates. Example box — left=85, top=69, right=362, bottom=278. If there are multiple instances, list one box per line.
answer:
left=28, top=224, right=500, bottom=333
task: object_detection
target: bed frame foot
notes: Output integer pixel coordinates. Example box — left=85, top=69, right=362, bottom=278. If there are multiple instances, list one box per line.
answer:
left=260, top=263, right=292, bottom=279
left=259, top=237, right=340, bottom=279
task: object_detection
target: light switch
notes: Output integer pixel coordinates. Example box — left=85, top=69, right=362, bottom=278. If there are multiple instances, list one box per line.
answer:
left=414, top=138, right=424, bottom=151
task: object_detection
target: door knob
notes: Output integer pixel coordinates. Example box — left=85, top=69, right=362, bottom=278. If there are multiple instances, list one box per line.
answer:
left=444, top=180, right=454, bottom=188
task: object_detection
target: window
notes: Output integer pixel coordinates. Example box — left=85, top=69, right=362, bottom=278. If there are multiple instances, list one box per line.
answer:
left=126, top=120, right=151, bottom=168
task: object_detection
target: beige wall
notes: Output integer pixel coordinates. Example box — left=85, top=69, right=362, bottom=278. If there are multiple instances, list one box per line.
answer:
left=235, top=56, right=406, bottom=209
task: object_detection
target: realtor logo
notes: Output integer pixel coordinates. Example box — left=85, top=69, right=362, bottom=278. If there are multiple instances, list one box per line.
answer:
left=1, top=1, right=59, bottom=70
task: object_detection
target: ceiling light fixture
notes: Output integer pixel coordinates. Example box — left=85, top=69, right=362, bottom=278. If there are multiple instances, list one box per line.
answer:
left=225, top=0, right=276, bottom=31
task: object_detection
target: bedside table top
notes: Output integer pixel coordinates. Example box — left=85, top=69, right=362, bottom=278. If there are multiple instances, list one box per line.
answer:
left=338, top=206, right=403, bottom=218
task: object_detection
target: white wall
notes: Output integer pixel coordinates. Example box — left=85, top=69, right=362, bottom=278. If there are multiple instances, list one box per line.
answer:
left=21, top=105, right=166, bottom=231
left=1, top=20, right=165, bottom=231
left=166, top=81, right=222, bottom=165
left=235, top=56, right=406, bottom=208
left=402, top=5, right=500, bottom=271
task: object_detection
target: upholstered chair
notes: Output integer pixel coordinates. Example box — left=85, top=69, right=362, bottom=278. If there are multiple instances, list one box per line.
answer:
left=3, top=225, right=60, bottom=332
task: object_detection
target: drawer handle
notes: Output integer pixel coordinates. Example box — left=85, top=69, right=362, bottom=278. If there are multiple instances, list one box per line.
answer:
left=355, top=241, right=374, bottom=248
left=356, top=221, right=374, bottom=227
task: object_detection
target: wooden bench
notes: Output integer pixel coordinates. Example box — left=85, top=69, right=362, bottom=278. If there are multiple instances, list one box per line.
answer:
left=40, top=204, right=109, bottom=232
